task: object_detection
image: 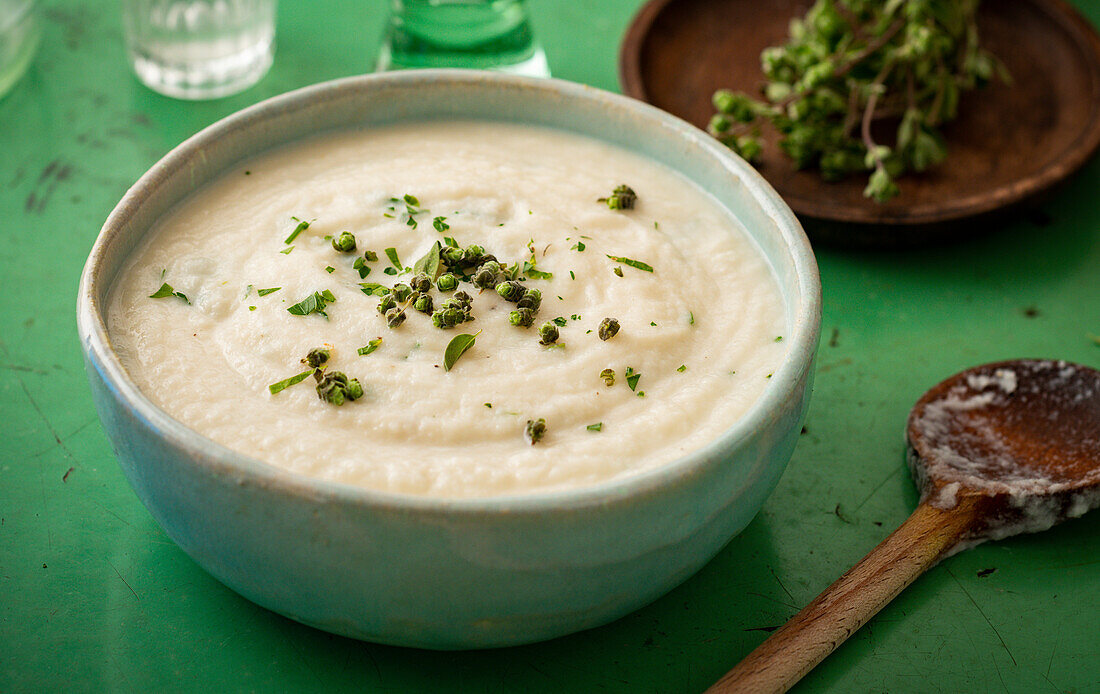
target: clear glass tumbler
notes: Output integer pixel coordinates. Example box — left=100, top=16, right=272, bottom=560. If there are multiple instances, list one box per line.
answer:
left=122, top=0, right=276, bottom=100
left=377, top=0, right=548, bottom=77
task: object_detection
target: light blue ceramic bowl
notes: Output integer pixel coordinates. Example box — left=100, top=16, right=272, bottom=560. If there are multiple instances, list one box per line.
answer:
left=77, top=70, right=821, bottom=649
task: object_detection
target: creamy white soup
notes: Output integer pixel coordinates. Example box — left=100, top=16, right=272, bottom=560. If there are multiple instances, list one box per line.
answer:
left=107, top=122, right=787, bottom=497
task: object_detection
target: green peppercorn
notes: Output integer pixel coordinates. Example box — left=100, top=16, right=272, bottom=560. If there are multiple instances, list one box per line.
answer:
left=510, top=308, right=535, bottom=327
left=391, top=283, right=412, bottom=302
left=345, top=378, right=364, bottom=401
left=363, top=250, right=378, bottom=262
left=410, top=273, right=432, bottom=293
left=331, top=231, right=357, bottom=253
left=538, top=322, right=559, bottom=345
left=600, top=368, right=615, bottom=386
left=598, top=317, right=620, bottom=341
left=516, top=288, right=542, bottom=311
left=385, top=307, right=406, bottom=328
left=413, top=292, right=434, bottom=314
left=524, top=418, right=546, bottom=445
left=303, top=347, right=330, bottom=369
left=378, top=293, right=396, bottom=314
left=436, top=273, right=459, bottom=292
left=496, top=280, right=526, bottom=302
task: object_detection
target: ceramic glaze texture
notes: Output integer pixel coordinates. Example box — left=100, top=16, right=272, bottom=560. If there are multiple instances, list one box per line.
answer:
left=78, top=71, right=820, bottom=648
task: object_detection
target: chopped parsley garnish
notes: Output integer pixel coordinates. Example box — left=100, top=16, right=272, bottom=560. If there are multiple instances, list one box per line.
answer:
left=524, top=418, right=547, bottom=445
left=268, top=370, right=313, bottom=395
left=689, top=311, right=695, bottom=325
left=552, top=316, right=568, bottom=327
left=256, top=287, right=281, bottom=296
left=677, top=364, right=687, bottom=372
left=484, top=402, right=492, bottom=408
left=280, top=246, right=294, bottom=255
left=624, top=366, right=641, bottom=391
left=286, top=290, right=335, bottom=318
left=148, top=282, right=190, bottom=304
left=284, top=217, right=310, bottom=244
left=433, top=216, right=450, bottom=232
left=586, top=422, right=603, bottom=432
left=650, top=321, right=657, bottom=326
left=443, top=236, right=459, bottom=248
left=606, top=255, right=653, bottom=272
left=775, top=336, right=784, bottom=342
left=325, top=266, right=335, bottom=273
left=571, top=241, right=586, bottom=252
left=248, top=305, right=257, bottom=311
left=357, top=338, right=383, bottom=356
left=569, top=270, right=575, bottom=280
left=352, top=256, right=372, bottom=278
left=443, top=330, right=480, bottom=371
left=613, top=266, right=624, bottom=277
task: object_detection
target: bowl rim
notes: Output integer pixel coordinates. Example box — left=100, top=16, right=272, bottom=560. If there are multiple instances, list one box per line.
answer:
left=77, top=69, right=821, bottom=516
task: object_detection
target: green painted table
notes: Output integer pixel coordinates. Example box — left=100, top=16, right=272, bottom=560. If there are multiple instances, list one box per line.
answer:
left=2, top=2, right=1098, bottom=692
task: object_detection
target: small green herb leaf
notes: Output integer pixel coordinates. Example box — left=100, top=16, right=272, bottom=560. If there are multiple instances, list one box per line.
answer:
left=433, top=216, right=450, bottom=232
left=287, top=290, right=333, bottom=318
left=357, top=338, right=383, bottom=356
left=552, top=316, right=568, bottom=327
left=522, top=260, right=553, bottom=280
left=412, top=240, right=443, bottom=280
left=268, top=370, right=313, bottom=395
left=257, top=287, right=281, bottom=296
left=149, top=282, right=190, bottom=304
left=358, top=282, right=390, bottom=296
left=443, top=330, right=481, bottom=372
left=285, top=217, right=310, bottom=244
left=586, top=422, right=603, bottom=432
left=625, top=366, right=641, bottom=391
left=572, top=241, right=586, bottom=252
left=677, top=364, right=687, bottom=372
left=384, top=247, right=402, bottom=271
left=280, top=246, right=294, bottom=255
left=606, top=255, right=653, bottom=272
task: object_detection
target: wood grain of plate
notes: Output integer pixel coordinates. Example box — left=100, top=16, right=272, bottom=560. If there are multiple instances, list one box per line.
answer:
left=620, top=0, right=1100, bottom=242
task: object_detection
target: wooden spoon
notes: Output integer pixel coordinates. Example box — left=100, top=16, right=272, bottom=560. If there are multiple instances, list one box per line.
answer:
left=707, top=359, right=1100, bottom=694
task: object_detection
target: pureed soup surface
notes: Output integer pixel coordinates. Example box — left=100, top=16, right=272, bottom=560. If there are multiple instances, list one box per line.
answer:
left=107, top=122, right=788, bottom=498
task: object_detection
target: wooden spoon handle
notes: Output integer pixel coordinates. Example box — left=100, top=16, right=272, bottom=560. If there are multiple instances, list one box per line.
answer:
left=706, top=497, right=981, bottom=694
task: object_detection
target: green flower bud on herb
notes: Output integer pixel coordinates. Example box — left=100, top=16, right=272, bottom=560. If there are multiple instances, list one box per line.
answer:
left=538, top=322, right=559, bottom=345
left=472, top=261, right=503, bottom=289
left=385, top=307, right=407, bottom=328
left=496, top=280, right=526, bottom=302
left=391, top=283, right=412, bottom=302
left=441, top=247, right=465, bottom=266
left=598, top=317, right=620, bottom=341
left=410, top=273, right=432, bottom=293
left=378, top=293, right=397, bottom=314
left=316, top=370, right=350, bottom=405
left=436, top=273, right=459, bottom=291
left=363, top=250, right=378, bottom=262
left=345, top=378, right=364, bottom=401
left=303, top=347, right=330, bottom=369
left=331, top=231, right=357, bottom=253
left=463, top=244, right=485, bottom=262
left=600, top=368, right=615, bottom=386
left=516, top=288, right=542, bottom=311
left=431, top=307, right=463, bottom=328
left=598, top=185, right=637, bottom=210
left=453, top=291, right=473, bottom=309
left=509, top=308, right=535, bottom=328
left=413, top=292, right=434, bottom=314
left=524, top=418, right=546, bottom=445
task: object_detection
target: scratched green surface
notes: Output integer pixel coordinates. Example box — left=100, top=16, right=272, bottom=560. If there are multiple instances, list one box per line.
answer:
left=1, top=1, right=1099, bottom=692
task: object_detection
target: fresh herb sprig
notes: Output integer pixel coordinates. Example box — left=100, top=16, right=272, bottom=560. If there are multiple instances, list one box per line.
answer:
left=708, top=0, right=1007, bottom=202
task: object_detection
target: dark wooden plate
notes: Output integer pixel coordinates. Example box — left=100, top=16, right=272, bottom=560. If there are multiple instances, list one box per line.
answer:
left=620, top=0, right=1100, bottom=240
